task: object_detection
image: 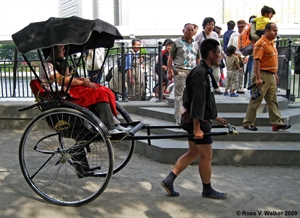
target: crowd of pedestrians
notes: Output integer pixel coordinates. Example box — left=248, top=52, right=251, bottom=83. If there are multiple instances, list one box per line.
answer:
left=33, top=3, right=293, bottom=203
left=159, top=4, right=292, bottom=201
left=78, top=4, right=293, bottom=200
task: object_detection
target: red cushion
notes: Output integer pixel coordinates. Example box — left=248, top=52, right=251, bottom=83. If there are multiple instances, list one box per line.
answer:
left=30, top=79, right=48, bottom=97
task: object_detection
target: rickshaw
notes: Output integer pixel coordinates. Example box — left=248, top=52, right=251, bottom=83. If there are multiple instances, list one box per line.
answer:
left=12, top=16, right=237, bottom=206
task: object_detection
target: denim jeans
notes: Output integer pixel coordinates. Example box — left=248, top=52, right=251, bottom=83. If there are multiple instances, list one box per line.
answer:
left=244, top=56, right=254, bottom=88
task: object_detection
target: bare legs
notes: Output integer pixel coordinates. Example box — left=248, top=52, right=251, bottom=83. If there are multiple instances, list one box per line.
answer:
left=161, top=141, right=227, bottom=199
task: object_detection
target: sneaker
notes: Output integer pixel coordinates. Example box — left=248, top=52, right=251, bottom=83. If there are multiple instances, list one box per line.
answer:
left=115, top=124, right=131, bottom=131
left=272, top=124, right=291, bottom=131
left=109, top=129, right=125, bottom=135
left=237, top=90, right=245, bottom=94
left=230, top=93, right=239, bottom=97
left=223, top=92, right=229, bottom=96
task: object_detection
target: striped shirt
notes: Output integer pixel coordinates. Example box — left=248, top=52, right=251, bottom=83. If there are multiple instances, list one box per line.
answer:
left=253, top=35, right=278, bottom=73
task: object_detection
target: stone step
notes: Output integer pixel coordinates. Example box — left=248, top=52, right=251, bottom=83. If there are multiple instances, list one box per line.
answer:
left=130, top=108, right=300, bottom=165
left=129, top=113, right=300, bottom=142
left=136, top=106, right=300, bottom=126
left=134, top=136, right=300, bottom=165
left=168, top=94, right=289, bottom=113
left=0, top=99, right=299, bottom=165
left=0, top=99, right=170, bottom=129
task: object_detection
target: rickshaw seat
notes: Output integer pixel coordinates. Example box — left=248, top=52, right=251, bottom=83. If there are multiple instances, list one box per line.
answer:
left=30, top=79, right=49, bottom=99
left=30, top=79, right=94, bottom=111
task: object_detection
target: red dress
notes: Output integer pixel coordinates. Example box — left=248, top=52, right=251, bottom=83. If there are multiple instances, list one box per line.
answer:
left=68, top=84, right=117, bottom=116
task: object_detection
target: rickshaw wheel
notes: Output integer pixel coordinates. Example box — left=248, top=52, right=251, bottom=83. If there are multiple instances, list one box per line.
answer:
left=111, top=103, right=136, bottom=174
left=19, top=108, right=114, bottom=206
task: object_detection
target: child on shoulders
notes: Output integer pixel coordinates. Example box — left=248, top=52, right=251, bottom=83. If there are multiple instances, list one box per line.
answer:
left=253, top=5, right=273, bottom=37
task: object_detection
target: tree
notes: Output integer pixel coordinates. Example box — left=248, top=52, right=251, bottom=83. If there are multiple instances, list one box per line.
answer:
left=0, top=44, right=15, bottom=60
left=0, top=44, right=39, bottom=61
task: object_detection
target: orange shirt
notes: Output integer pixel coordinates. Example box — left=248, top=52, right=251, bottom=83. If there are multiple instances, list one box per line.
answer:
left=253, top=35, right=278, bottom=73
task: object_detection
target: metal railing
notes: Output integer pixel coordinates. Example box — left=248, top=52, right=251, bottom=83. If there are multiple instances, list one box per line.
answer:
left=276, top=37, right=300, bottom=102
left=0, top=43, right=166, bottom=101
left=0, top=40, right=299, bottom=102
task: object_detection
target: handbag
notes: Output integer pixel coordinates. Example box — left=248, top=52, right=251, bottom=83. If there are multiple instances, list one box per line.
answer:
left=106, top=67, right=113, bottom=82
left=240, top=43, right=253, bottom=56
left=181, top=111, right=193, bottom=133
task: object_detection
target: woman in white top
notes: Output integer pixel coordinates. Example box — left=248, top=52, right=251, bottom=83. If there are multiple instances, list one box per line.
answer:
left=195, top=17, right=223, bottom=95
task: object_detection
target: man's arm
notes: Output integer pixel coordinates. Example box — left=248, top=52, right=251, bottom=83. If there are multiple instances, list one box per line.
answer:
left=193, top=118, right=203, bottom=139
left=167, top=55, right=174, bottom=80
left=125, top=53, right=134, bottom=85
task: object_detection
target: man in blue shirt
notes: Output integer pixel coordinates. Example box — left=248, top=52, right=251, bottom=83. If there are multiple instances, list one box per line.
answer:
left=223, top=20, right=235, bottom=51
left=125, top=39, right=143, bottom=100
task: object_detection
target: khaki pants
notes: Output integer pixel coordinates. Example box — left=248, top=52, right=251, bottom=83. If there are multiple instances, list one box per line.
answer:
left=128, top=65, right=142, bottom=101
left=109, top=65, right=127, bottom=94
left=243, top=71, right=284, bottom=126
left=225, top=70, right=238, bottom=90
left=173, top=71, right=188, bottom=124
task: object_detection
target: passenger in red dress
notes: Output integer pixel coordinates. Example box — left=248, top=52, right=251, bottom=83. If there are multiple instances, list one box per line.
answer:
left=40, top=45, right=129, bottom=134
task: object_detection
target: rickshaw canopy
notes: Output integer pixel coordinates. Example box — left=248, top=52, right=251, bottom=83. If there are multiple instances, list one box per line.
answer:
left=12, top=16, right=123, bottom=55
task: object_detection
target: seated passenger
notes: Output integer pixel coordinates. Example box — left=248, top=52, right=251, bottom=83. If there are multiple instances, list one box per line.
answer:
left=39, top=45, right=129, bottom=134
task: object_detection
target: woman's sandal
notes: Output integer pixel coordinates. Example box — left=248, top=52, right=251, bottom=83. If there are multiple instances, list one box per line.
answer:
left=243, top=125, right=258, bottom=131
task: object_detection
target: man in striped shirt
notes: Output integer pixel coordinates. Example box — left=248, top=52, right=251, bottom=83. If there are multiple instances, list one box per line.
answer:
left=243, top=22, right=291, bottom=131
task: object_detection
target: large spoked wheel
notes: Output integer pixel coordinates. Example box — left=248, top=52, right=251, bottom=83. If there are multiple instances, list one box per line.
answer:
left=112, top=103, right=136, bottom=174
left=19, top=108, right=114, bottom=206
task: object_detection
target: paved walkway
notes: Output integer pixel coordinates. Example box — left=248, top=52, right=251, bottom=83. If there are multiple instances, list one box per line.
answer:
left=0, top=129, right=299, bottom=218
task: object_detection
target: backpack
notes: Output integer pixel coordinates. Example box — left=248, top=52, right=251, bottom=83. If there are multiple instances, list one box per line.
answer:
left=117, top=54, right=122, bottom=72
left=106, top=66, right=113, bottom=82
left=117, top=51, right=134, bottom=72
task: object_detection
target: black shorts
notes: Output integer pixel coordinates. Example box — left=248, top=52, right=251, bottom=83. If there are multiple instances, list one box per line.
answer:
left=186, top=120, right=213, bottom=144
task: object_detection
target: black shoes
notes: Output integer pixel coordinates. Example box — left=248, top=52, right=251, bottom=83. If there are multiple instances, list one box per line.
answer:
left=272, top=124, right=291, bottom=131
left=202, top=190, right=227, bottom=200
left=243, top=125, right=258, bottom=131
left=214, top=90, right=223, bottom=95
left=160, top=180, right=180, bottom=197
left=243, top=125, right=291, bottom=131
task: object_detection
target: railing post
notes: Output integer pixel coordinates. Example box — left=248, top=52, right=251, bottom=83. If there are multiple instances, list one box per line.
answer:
left=287, top=38, right=293, bottom=102
left=156, top=41, right=163, bottom=102
left=120, top=42, right=127, bottom=102
left=276, top=35, right=280, bottom=49
left=12, top=47, right=18, bottom=97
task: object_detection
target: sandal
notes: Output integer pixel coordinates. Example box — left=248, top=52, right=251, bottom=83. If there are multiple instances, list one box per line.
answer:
left=243, top=125, right=258, bottom=131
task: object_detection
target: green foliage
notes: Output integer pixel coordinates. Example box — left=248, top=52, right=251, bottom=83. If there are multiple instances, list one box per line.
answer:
left=140, top=48, right=147, bottom=54
left=0, top=44, right=15, bottom=60
left=0, top=44, right=39, bottom=61
left=106, top=47, right=121, bottom=55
